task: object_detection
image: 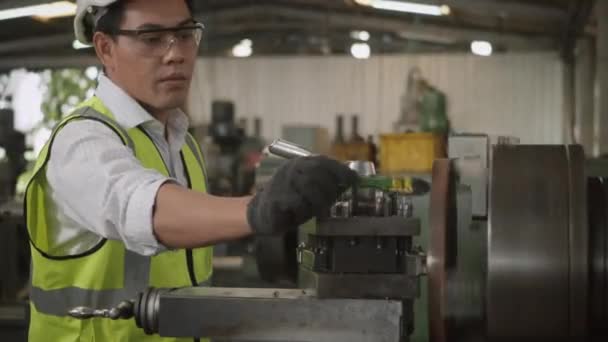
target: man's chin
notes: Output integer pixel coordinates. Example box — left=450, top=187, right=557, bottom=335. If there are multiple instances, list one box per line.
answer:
left=156, top=95, right=188, bottom=111
left=138, top=97, right=187, bottom=114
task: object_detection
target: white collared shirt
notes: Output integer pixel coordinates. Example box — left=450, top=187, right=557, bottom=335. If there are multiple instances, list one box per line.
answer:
left=45, top=74, right=190, bottom=256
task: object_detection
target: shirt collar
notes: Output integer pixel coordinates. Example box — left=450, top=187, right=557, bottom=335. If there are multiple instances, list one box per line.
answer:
left=95, top=74, right=190, bottom=134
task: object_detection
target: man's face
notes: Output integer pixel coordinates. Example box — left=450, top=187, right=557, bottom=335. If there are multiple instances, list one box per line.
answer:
left=100, top=0, right=198, bottom=113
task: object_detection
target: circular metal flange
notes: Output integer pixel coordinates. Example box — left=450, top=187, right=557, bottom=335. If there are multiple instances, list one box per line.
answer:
left=135, top=287, right=164, bottom=335
left=487, top=145, right=588, bottom=341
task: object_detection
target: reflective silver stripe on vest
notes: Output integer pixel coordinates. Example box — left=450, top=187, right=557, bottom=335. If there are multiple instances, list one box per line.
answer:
left=31, top=250, right=151, bottom=317
left=72, top=106, right=136, bottom=151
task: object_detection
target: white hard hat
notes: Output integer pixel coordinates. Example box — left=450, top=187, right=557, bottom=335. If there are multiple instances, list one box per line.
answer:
left=74, top=0, right=119, bottom=45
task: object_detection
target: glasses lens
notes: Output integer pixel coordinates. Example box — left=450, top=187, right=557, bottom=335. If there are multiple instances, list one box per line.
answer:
left=130, top=25, right=204, bottom=56
left=137, top=32, right=167, bottom=49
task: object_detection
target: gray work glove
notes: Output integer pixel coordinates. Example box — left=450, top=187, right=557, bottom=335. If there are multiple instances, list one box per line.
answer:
left=247, top=156, right=358, bottom=235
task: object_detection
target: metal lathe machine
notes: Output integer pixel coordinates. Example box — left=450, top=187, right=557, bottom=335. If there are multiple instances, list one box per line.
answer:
left=70, top=139, right=608, bottom=342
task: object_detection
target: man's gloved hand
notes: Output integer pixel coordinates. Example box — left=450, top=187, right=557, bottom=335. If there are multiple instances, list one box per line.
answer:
left=247, top=156, right=358, bottom=235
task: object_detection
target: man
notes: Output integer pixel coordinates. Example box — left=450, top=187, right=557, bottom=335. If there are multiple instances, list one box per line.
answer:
left=24, top=0, right=358, bottom=341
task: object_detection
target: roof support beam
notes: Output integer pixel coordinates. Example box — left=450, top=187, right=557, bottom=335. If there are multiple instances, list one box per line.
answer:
left=199, top=4, right=558, bottom=50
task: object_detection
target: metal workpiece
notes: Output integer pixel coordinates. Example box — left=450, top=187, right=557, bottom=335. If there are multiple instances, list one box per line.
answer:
left=267, top=139, right=314, bottom=159
left=137, top=287, right=405, bottom=342
left=334, top=185, right=416, bottom=218
left=487, top=145, right=588, bottom=341
left=395, top=195, right=414, bottom=218
left=355, top=188, right=388, bottom=216
left=346, top=160, right=376, bottom=176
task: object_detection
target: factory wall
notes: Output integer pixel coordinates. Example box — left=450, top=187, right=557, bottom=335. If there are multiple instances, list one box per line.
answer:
left=188, top=52, right=565, bottom=144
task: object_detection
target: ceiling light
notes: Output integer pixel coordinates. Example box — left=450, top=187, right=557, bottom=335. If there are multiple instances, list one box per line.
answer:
left=351, top=30, right=371, bottom=42
left=232, top=39, right=253, bottom=58
left=85, top=66, right=99, bottom=80
left=471, top=40, right=493, bottom=57
left=351, top=42, right=371, bottom=59
left=355, top=0, right=450, bottom=17
left=0, top=1, right=76, bottom=21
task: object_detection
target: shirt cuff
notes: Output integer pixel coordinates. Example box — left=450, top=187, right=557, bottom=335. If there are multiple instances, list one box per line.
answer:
left=122, top=177, right=176, bottom=256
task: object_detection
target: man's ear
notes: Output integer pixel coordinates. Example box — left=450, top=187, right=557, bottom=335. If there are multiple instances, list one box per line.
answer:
left=92, top=32, right=116, bottom=73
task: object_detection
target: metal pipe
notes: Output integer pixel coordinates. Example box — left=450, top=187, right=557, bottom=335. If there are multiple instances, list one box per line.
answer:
left=267, top=139, right=314, bottom=159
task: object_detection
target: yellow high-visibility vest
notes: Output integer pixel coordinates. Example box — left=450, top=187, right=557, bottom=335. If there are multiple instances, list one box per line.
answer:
left=25, top=96, right=212, bottom=342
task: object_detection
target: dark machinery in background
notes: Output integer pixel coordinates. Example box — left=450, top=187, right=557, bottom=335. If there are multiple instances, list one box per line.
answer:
left=0, top=105, right=26, bottom=202
left=0, top=104, right=29, bottom=342
left=205, top=100, right=265, bottom=197
left=330, top=114, right=378, bottom=165
left=204, top=100, right=271, bottom=287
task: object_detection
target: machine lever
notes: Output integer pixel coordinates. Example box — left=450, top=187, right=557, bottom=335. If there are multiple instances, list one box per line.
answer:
left=68, top=300, right=135, bottom=320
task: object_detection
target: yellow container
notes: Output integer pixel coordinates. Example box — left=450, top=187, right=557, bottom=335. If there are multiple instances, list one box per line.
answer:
left=379, top=133, right=446, bottom=173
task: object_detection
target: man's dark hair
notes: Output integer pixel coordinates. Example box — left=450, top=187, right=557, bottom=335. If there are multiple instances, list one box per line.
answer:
left=86, top=0, right=195, bottom=40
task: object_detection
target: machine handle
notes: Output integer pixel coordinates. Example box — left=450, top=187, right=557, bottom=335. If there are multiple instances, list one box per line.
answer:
left=266, top=139, right=380, bottom=187
left=68, top=300, right=135, bottom=320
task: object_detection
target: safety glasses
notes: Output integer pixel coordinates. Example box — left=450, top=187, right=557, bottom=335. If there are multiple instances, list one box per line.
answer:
left=110, top=22, right=205, bottom=57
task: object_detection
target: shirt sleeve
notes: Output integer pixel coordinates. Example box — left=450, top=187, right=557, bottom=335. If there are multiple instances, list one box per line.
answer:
left=46, top=119, right=173, bottom=256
